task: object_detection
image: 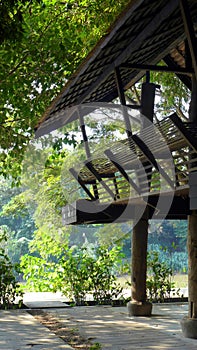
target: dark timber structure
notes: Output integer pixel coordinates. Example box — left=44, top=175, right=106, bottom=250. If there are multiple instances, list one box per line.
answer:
left=36, top=0, right=197, bottom=338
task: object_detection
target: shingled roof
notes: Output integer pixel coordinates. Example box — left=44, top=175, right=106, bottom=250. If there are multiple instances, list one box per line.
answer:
left=35, top=0, right=197, bottom=137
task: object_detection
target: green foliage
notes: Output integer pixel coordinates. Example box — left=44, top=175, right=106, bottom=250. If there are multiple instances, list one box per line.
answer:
left=0, top=228, right=23, bottom=309
left=20, top=255, right=59, bottom=291
left=59, top=246, right=94, bottom=304
left=0, top=177, right=35, bottom=264
left=0, top=0, right=24, bottom=43
left=150, top=66, right=190, bottom=116
left=146, top=250, right=178, bottom=302
left=88, top=246, right=124, bottom=304
left=90, top=343, right=102, bottom=350
left=148, top=244, right=188, bottom=274
left=96, top=222, right=131, bottom=247
left=20, top=243, right=124, bottom=305
left=0, top=0, right=130, bottom=178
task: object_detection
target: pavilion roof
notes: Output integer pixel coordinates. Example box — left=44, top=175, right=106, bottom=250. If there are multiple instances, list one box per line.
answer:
left=35, top=0, right=197, bottom=137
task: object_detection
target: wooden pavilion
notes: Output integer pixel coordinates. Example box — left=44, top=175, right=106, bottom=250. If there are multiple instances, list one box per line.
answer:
left=35, top=0, right=197, bottom=338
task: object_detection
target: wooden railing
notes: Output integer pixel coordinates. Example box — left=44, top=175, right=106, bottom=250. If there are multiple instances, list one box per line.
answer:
left=62, top=113, right=197, bottom=224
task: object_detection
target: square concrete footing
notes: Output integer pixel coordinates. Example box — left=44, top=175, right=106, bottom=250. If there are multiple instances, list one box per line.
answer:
left=127, top=300, right=152, bottom=316
left=181, top=316, right=197, bottom=339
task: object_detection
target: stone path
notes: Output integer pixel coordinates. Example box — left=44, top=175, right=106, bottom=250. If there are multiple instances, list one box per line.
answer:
left=50, top=303, right=197, bottom=349
left=0, top=309, right=73, bottom=350
left=0, top=293, right=197, bottom=350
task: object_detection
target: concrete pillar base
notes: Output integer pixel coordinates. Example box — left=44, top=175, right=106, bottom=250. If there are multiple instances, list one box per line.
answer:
left=181, top=317, right=197, bottom=339
left=127, top=300, right=152, bottom=317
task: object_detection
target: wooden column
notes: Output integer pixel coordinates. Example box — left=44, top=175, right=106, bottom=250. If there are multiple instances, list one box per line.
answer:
left=188, top=76, right=197, bottom=319
left=183, top=4, right=197, bottom=319
left=128, top=81, right=156, bottom=316
left=131, top=209, right=149, bottom=302
left=180, top=3, right=197, bottom=337
left=181, top=75, right=197, bottom=338
left=188, top=210, right=197, bottom=318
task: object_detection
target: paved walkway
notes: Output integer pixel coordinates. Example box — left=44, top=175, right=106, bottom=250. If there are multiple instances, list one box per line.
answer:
left=51, top=303, right=197, bottom=349
left=0, top=309, right=72, bottom=349
left=0, top=293, right=197, bottom=350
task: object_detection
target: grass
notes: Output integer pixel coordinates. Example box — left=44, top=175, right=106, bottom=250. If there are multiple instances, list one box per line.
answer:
left=117, top=274, right=131, bottom=288
left=172, top=273, right=188, bottom=288
left=117, top=273, right=188, bottom=289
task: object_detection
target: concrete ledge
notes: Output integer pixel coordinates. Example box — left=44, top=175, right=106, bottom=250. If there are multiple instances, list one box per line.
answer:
left=127, top=300, right=152, bottom=316
left=181, top=316, right=197, bottom=339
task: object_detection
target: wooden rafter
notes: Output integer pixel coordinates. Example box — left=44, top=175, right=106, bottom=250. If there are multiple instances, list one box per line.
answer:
left=85, top=162, right=115, bottom=200
left=132, top=134, right=175, bottom=189
left=69, top=168, right=96, bottom=201
left=121, top=63, right=193, bottom=75
left=104, top=149, right=141, bottom=195
left=180, top=0, right=197, bottom=79
left=170, top=113, right=197, bottom=151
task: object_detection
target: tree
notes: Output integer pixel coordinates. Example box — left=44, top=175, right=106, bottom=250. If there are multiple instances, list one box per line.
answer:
left=0, top=177, right=35, bottom=264
left=172, top=220, right=187, bottom=249
left=1, top=1, right=191, bottom=285
left=151, top=70, right=190, bottom=119
left=0, top=227, right=23, bottom=309
left=0, top=0, right=26, bottom=43
left=148, top=220, right=187, bottom=251
left=0, top=0, right=130, bottom=178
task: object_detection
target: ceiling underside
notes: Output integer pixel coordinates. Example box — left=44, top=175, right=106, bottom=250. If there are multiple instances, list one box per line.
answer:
left=35, top=0, right=197, bottom=137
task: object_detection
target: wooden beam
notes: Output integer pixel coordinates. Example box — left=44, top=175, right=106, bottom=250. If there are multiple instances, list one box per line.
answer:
left=180, top=0, right=197, bottom=80
left=77, top=106, right=91, bottom=158
left=113, top=176, right=120, bottom=200
left=69, top=167, right=96, bottom=201
left=85, top=162, right=115, bottom=200
left=121, top=63, right=193, bottom=75
left=127, top=104, right=141, bottom=110
left=104, top=149, right=141, bottom=195
left=114, top=67, right=132, bottom=137
left=66, top=194, right=190, bottom=224
left=185, top=39, right=193, bottom=70
left=170, top=113, right=197, bottom=151
left=163, top=54, right=192, bottom=90
left=132, top=134, right=175, bottom=189
left=114, top=67, right=127, bottom=105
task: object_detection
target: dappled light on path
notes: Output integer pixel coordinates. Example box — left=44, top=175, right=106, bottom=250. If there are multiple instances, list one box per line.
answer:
left=53, top=303, right=197, bottom=349
left=0, top=310, right=72, bottom=349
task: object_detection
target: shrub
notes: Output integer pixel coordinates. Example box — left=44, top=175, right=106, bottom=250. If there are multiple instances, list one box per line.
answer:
left=21, top=244, right=124, bottom=305
left=146, top=250, right=178, bottom=302
left=0, top=229, right=23, bottom=309
left=59, top=245, right=124, bottom=305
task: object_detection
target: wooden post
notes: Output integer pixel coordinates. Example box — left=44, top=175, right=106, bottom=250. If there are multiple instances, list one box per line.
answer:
left=188, top=76, right=197, bottom=319
left=128, top=206, right=152, bottom=316
left=188, top=210, right=197, bottom=319
left=180, top=4, right=197, bottom=336
left=128, top=81, right=156, bottom=316
left=131, top=209, right=149, bottom=302
left=181, top=76, right=197, bottom=338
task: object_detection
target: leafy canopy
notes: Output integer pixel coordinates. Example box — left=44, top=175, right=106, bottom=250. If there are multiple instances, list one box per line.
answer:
left=0, top=0, right=130, bottom=178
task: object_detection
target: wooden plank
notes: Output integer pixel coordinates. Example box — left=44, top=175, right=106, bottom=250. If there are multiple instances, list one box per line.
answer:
left=78, top=106, right=91, bottom=158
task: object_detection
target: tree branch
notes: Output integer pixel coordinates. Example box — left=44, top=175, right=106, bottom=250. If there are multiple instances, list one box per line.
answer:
left=0, top=53, right=29, bottom=84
